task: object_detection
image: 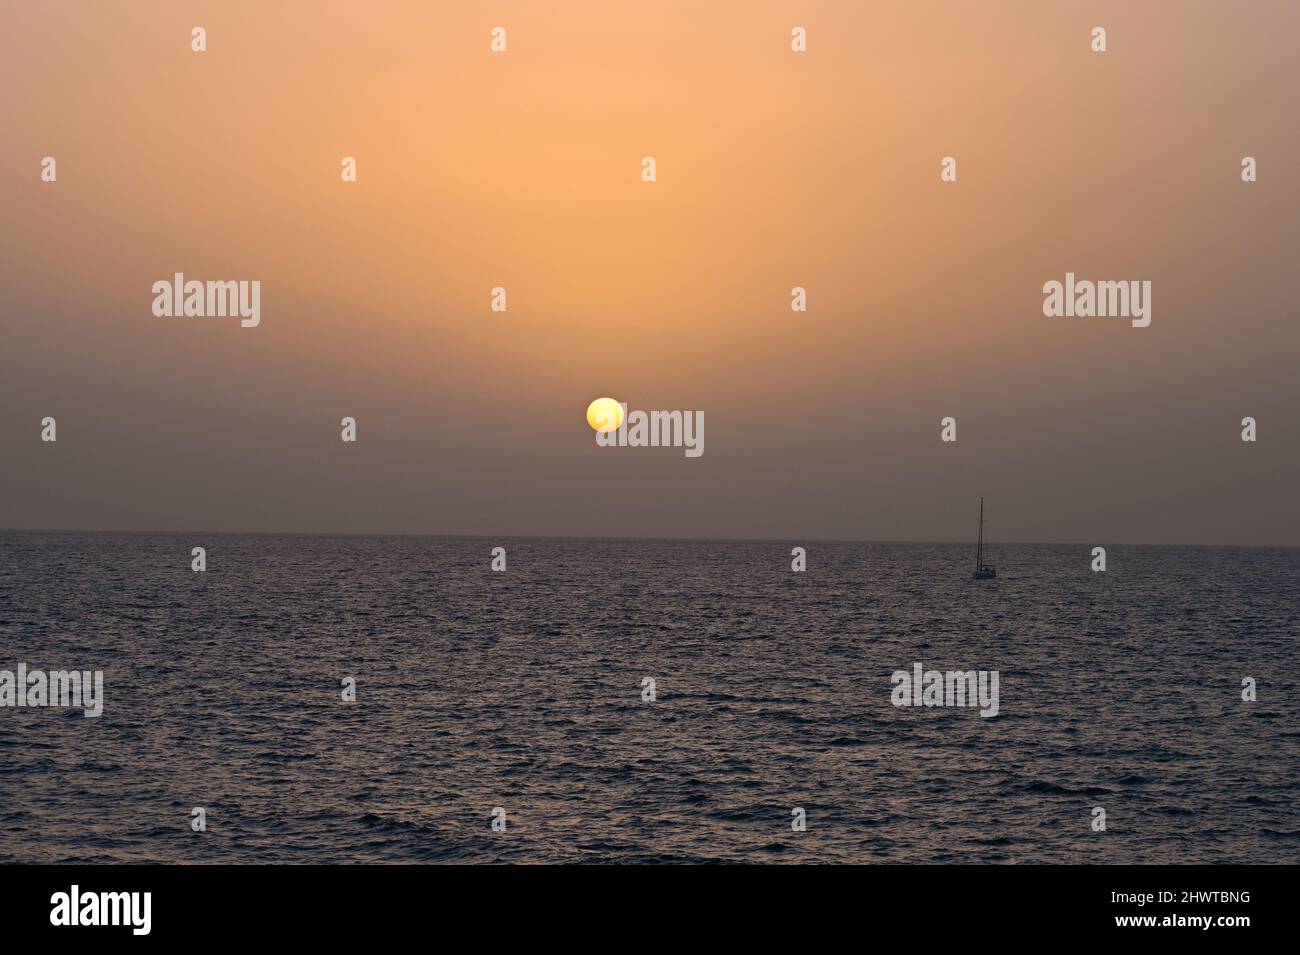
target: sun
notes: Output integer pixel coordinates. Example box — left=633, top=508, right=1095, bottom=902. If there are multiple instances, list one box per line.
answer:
left=586, top=397, right=624, bottom=433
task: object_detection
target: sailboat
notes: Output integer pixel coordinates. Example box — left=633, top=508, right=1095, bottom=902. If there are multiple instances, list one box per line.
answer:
left=973, top=497, right=997, bottom=579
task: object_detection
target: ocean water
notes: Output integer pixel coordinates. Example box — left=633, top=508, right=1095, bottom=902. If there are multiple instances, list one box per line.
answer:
left=0, top=531, right=1297, bottom=864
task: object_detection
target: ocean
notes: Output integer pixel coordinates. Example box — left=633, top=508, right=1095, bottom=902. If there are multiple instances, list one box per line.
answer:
left=1, top=531, right=1297, bottom=863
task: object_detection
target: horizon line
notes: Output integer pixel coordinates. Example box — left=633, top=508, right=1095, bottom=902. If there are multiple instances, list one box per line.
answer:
left=1, top=525, right=1296, bottom=551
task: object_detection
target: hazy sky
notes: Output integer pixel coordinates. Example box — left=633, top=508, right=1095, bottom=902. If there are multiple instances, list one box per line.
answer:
left=2, top=1, right=1298, bottom=545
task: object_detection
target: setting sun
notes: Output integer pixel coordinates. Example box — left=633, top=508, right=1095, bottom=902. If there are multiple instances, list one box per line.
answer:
left=586, top=397, right=624, bottom=433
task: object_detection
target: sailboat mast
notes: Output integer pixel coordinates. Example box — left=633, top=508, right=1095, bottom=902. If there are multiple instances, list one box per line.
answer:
left=976, top=497, right=984, bottom=571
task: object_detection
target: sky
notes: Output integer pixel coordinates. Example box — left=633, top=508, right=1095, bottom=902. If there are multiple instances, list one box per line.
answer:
left=2, top=1, right=1298, bottom=545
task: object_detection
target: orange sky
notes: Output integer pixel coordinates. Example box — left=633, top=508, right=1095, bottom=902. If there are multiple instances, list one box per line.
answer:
left=2, top=1, right=1298, bottom=544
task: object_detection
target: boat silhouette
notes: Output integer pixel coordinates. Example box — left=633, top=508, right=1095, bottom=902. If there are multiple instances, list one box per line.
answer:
left=973, top=497, right=996, bottom=579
